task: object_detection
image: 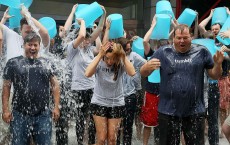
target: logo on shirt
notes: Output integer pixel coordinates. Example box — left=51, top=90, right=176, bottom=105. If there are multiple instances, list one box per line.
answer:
left=175, top=59, right=192, bottom=64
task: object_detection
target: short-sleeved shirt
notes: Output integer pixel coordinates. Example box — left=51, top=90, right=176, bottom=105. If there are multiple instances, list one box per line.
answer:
left=66, top=41, right=95, bottom=91
left=91, top=60, right=125, bottom=107
left=3, top=56, right=56, bottom=116
left=123, top=52, right=146, bottom=96
left=151, top=44, right=214, bottom=117
left=144, top=49, right=160, bottom=95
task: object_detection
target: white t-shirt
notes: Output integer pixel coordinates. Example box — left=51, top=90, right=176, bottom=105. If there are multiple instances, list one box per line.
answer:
left=66, top=41, right=95, bottom=91
left=91, top=60, right=125, bottom=107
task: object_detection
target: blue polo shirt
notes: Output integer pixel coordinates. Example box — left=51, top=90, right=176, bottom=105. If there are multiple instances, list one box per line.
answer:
left=151, top=44, right=214, bottom=117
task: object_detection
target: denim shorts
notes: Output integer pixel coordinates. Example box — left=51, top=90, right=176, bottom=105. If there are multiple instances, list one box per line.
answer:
left=10, top=110, right=52, bottom=145
left=90, top=104, right=124, bottom=119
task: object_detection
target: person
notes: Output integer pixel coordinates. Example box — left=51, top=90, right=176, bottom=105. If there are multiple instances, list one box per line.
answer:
left=1, top=32, right=60, bottom=145
left=140, top=24, right=224, bottom=145
left=85, top=41, right=135, bottom=145
left=0, top=7, right=49, bottom=62
left=64, top=4, right=106, bottom=145
left=116, top=37, right=146, bottom=145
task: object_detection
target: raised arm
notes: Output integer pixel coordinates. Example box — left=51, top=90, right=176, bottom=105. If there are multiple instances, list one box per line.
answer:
left=102, top=18, right=111, bottom=44
left=1, top=8, right=14, bottom=24
left=21, top=9, right=50, bottom=47
left=122, top=52, right=136, bottom=76
left=143, top=16, right=156, bottom=55
left=193, top=14, right=199, bottom=39
left=90, top=5, right=106, bottom=43
left=64, top=4, right=78, bottom=32
left=72, top=19, right=86, bottom=48
left=199, top=9, right=214, bottom=35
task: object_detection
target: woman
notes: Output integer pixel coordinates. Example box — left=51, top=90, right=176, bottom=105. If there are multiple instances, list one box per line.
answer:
left=85, top=41, right=135, bottom=145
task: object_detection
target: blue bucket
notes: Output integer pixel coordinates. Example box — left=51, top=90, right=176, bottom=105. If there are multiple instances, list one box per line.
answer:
left=132, top=37, right=144, bottom=58
left=75, top=2, right=103, bottom=28
left=39, top=17, right=57, bottom=39
left=211, top=7, right=228, bottom=26
left=216, top=16, right=230, bottom=46
left=177, top=8, right=197, bottom=27
left=9, top=0, right=33, bottom=29
left=156, top=0, right=174, bottom=18
left=74, top=4, right=94, bottom=28
left=147, top=57, right=160, bottom=83
left=0, top=0, right=21, bottom=8
left=151, top=14, right=171, bottom=40
left=192, top=39, right=217, bottom=56
left=108, top=14, right=124, bottom=39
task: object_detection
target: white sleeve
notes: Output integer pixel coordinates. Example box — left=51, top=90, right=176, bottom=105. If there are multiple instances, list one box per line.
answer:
left=66, top=41, right=79, bottom=64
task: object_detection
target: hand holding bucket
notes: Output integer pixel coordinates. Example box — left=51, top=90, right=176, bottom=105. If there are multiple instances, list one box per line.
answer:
left=216, top=16, right=230, bottom=45
left=74, top=4, right=93, bottom=28
left=177, top=8, right=197, bottom=27
left=211, top=7, right=228, bottom=26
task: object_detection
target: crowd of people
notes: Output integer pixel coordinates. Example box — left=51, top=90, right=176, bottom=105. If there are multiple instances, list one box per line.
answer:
left=1, top=3, right=230, bottom=145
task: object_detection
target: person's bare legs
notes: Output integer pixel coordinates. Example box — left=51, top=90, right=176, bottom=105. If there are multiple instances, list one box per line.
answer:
left=135, top=115, right=143, bottom=140
left=107, top=118, right=122, bottom=145
left=220, top=108, right=228, bottom=138
left=143, top=126, right=151, bottom=145
left=93, top=115, right=107, bottom=145
left=222, top=122, right=230, bottom=142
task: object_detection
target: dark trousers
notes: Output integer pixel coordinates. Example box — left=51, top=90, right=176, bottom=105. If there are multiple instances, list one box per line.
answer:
left=207, top=83, right=220, bottom=145
left=159, top=113, right=205, bottom=145
left=117, top=94, right=137, bottom=145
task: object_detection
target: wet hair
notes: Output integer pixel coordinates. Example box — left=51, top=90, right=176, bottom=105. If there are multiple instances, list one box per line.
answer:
left=20, top=18, right=28, bottom=28
left=211, top=23, right=222, bottom=29
left=202, top=30, right=214, bottom=39
left=117, top=37, right=131, bottom=51
left=23, top=32, right=41, bottom=44
left=105, top=43, right=124, bottom=81
left=173, top=24, right=190, bottom=37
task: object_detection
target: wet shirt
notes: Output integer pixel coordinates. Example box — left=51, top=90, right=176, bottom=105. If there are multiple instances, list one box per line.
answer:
left=144, top=49, right=160, bottom=95
left=3, top=56, right=56, bottom=116
left=151, top=44, right=214, bottom=117
left=66, top=41, right=95, bottom=91
left=123, top=52, right=146, bottom=96
left=91, top=60, right=125, bottom=107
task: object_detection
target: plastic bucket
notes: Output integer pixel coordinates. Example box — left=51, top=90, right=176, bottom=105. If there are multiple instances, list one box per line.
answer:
left=39, top=17, right=57, bottom=39
left=0, top=0, right=21, bottom=8
left=8, top=0, right=33, bottom=28
left=151, top=14, right=171, bottom=40
left=156, top=0, right=174, bottom=18
left=108, top=14, right=124, bottom=39
left=192, top=39, right=217, bottom=56
left=74, top=4, right=94, bottom=28
left=177, top=8, right=197, bottom=27
left=132, top=37, right=144, bottom=58
left=216, top=16, right=230, bottom=45
left=75, top=2, right=103, bottom=28
left=211, top=7, right=228, bottom=26
left=147, top=57, right=160, bottom=83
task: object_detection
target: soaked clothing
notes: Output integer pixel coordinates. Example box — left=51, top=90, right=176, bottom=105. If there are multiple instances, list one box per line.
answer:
left=90, top=104, right=124, bottom=118
left=66, top=41, right=95, bottom=91
left=3, top=56, right=56, bottom=116
left=151, top=44, right=214, bottom=117
left=91, top=60, right=125, bottom=107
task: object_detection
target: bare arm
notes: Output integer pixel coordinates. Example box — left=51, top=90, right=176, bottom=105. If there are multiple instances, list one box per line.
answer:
left=193, top=15, right=199, bottom=39
left=1, top=8, right=14, bottom=24
left=93, top=36, right=102, bottom=56
left=90, top=5, right=106, bottom=43
left=207, top=51, right=224, bottom=80
left=73, top=19, right=86, bottom=48
left=102, top=18, right=111, bottom=44
left=2, top=80, right=12, bottom=124
left=64, top=4, right=78, bottom=31
left=50, top=76, right=60, bottom=121
left=123, top=55, right=136, bottom=76
left=143, top=16, right=156, bottom=55
left=85, top=42, right=112, bottom=77
left=199, top=9, right=214, bottom=35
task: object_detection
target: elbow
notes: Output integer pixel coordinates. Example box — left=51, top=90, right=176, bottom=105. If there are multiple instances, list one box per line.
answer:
left=84, top=71, right=92, bottom=78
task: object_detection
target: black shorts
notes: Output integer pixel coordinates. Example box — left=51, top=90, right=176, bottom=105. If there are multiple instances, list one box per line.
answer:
left=90, top=104, right=124, bottom=119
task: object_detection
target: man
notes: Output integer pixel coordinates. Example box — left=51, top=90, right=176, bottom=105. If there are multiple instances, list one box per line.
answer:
left=2, top=32, right=60, bottom=145
left=140, top=24, right=224, bottom=145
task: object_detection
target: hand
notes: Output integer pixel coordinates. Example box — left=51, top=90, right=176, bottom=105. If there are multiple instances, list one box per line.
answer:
left=105, top=18, right=111, bottom=29
left=225, top=7, right=230, bottom=15
left=131, top=35, right=139, bottom=41
left=71, top=4, right=78, bottom=14
left=76, top=18, right=84, bottom=25
left=219, top=30, right=230, bottom=39
left=100, top=5, right=106, bottom=13
left=213, top=50, right=224, bottom=64
left=209, top=9, right=214, bottom=17
left=3, top=8, right=14, bottom=20
left=20, top=5, right=28, bottom=17
left=99, top=41, right=113, bottom=56
left=220, top=45, right=230, bottom=52
left=2, top=110, right=12, bottom=124
left=59, top=26, right=66, bottom=37
left=52, top=106, right=60, bottom=121
left=146, top=58, right=161, bottom=71
left=151, top=15, right=157, bottom=27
